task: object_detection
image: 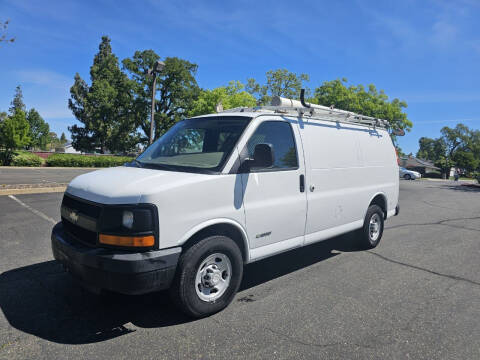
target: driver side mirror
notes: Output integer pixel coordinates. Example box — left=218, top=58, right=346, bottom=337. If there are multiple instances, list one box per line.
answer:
left=391, top=128, right=405, bottom=136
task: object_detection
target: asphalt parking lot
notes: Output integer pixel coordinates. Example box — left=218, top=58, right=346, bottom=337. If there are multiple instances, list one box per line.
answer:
left=0, top=168, right=96, bottom=185
left=0, top=180, right=479, bottom=359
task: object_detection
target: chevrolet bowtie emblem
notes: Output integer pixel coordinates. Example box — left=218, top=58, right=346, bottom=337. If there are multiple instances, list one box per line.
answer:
left=69, top=210, right=79, bottom=223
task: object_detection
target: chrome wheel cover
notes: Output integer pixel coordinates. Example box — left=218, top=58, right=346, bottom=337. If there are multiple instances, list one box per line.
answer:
left=369, top=213, right=381, bottom=242
left=195, top=253, right=232, bottom=302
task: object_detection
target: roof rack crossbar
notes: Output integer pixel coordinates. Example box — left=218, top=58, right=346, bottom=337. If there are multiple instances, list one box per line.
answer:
left=217, top=91, right=391, bottom=130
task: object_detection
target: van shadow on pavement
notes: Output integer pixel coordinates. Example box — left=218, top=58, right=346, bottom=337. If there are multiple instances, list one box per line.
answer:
left=0, top=232, right=362, bottom=345
left=442, top=184, right=480, bottom=192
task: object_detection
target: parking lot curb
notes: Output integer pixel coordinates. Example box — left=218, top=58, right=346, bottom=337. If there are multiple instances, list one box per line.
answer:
left=0, top=185, right=67, bottom=196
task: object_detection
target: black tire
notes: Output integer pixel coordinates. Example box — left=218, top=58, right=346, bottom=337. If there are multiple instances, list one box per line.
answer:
left=404, top=174, right=411, bottom=180
left=357, top=205, right=384, bottom=249
left=169, top=235, right=243, bottom=318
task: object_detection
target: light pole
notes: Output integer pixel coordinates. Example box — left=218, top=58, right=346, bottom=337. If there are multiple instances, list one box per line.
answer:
left=147, top=60, right=165, bottom=145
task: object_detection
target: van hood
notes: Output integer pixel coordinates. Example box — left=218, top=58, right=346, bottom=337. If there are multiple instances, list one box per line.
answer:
left=66, top=166, right=210, bottom=204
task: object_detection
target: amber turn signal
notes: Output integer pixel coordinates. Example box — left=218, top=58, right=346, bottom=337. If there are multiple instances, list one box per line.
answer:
left=99, top=234, right=155, bottom=247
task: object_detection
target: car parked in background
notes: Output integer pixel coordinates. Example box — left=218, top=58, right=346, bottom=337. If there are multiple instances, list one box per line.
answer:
left=399, top=167, right=421, bottom=180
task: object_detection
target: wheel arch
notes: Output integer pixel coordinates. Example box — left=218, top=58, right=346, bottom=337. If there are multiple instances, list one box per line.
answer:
left=367, top=192, right=388, bottom=219
left=178, top=219, right=250, bottom=263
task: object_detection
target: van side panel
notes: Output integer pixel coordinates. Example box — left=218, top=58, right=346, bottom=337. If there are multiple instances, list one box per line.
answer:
left=300, top=119, right=398, bottom=245
left=356, top=128, right=399, bottom=218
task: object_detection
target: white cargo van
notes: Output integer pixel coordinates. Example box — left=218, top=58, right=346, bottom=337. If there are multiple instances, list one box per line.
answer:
left=52, top=93, right=400, bottom=317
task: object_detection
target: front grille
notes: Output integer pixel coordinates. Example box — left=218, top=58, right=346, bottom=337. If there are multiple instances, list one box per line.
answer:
left=61, top=194, right=101, bottom=247
left=62, top=194, right=102, bottom=218
left=62, top=217, right=98, bottom=246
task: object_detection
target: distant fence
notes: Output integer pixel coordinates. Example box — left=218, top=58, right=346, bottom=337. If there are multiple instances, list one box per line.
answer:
left=32, top=151, right=53, bottom=159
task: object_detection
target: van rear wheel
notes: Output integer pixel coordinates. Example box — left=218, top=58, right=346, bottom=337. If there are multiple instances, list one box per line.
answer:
left=357, top=205, right=384, bottom=249
left=169, top=235, right=243, bottom=318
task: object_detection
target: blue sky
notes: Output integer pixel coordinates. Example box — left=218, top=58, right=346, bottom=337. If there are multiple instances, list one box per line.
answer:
left=1, top=0, right=479, bottom=154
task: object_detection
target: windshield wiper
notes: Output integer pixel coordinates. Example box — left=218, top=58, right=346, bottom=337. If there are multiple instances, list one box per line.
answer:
left=139, top=162, right=178, bottom=171
left=124, top=159, right=145, bottom=168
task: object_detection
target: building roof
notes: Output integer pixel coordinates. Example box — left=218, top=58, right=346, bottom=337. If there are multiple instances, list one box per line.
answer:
left=400, top=156, right=439, bottom=170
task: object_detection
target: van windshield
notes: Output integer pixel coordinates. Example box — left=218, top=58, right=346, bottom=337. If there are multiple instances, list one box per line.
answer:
left=136, top=116, right=251, bottom=173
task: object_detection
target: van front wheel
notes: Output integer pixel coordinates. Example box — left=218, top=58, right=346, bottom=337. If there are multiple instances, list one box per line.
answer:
left=170, top=235, right=243, bottom=318
left=358, top=205, right=384, bottom=249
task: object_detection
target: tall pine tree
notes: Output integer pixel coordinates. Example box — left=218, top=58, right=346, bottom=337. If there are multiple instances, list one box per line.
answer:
left=9, top=85, right=26, bottom=114
left=68, top=36, right=139, bottom=153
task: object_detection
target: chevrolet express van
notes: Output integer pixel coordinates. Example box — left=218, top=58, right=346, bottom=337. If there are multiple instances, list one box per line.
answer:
left=52, top=94, right=400, bottom=317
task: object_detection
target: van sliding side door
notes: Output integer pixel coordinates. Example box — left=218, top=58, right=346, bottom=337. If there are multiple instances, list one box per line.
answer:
left=298, top=118, right=365, bottom=245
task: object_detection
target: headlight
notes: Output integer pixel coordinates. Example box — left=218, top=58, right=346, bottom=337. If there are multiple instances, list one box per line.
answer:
left=99, top=205, right=157, bottom=248
left=122, top=210, right=134, bottom=229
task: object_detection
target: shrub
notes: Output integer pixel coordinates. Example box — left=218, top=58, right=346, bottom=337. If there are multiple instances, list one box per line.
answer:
left=473, top=172, right=480, bottom=184
left=46, top=154, right=133, bottom=167
left=10, top=152, right=44, bottom=167
left=0, top=150, right=13, bottom=165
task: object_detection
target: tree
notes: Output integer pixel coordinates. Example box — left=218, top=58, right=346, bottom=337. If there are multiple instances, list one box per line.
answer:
left=416, top=124, right=477, bottom=178
left=68, top=36, right=139, bottom=153
left=0, top=110, right=30, bottom=164
left=246, top=69, right=310, bottom=105
left=0, top=19, right=15, bottom=44
left=123, top=50, right=201, bottom=142
left=188, top=81, right=257, bottom=117
left=452, top=151, right=478, bottom=173
left=0, top=111, right=7, bottom=124
left=47, top=132, right=60, bottom=150
left=417, top=137, right=445, bottom=162
left=314, top=79, right=412, bottom=135
left=395, top=146, right=406, bottom=157
left=468, top=130, right=480, bottom=162
left=60, top=132, right=67, bottom=144
left=437, top=124, right=472, bottom=176
left=26, top=109, right=50, bottom=150
left=9, top=85, right=25, bottom=114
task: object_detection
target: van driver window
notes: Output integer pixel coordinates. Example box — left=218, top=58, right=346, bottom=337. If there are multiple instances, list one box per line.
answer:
left=247, top=121, right=298, bottom=170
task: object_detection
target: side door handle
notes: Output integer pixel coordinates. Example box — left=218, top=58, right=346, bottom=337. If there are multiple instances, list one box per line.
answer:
left=299, top=174, right=305, bottom=193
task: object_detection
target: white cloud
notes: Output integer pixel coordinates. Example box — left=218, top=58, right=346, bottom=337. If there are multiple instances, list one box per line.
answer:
left=361, top=0, right=478, bottom=56
left=16, top=69, right=71, bottom=91
left=431, top=21, right=458, bottom=47
left=392, top=91, right=480, bottom=104
left=415, top=118, right=480, bottom=124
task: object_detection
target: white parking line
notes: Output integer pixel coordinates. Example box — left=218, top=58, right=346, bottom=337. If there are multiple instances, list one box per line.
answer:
left=8, top=195, right=57, bottom=225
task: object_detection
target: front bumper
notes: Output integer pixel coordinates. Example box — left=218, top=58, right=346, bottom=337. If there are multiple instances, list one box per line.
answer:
left=51, top=222, right=181, bottom=295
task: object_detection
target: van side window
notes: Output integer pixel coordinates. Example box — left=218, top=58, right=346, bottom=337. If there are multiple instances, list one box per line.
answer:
left=247, top=121, right=298, bottom=170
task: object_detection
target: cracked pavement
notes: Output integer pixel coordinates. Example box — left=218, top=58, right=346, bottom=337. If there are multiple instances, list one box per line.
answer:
left=0, top=180, right=479, bottom=359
